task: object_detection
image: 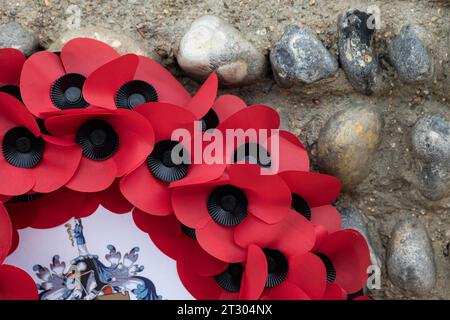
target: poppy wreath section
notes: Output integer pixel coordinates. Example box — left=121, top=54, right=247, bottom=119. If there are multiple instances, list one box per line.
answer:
left=0, top=39, right=371, bottom=300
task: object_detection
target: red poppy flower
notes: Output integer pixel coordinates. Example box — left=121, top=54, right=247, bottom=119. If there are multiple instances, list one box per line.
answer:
left=89, top=178, right=133, bottom=214
left=83, top=54, right=190, bottom=110
left=0, top=48, right=25, bottom=101
left=0, top=264, right=38, bottom=300
left=0, top=202, right=12, bottom=264
left=5, top=187, right=98, bottom=231
left=120, top=103, right=225, bottom=215
left=172, top=164, right=293, bottom=263
left=133, top=209, right=227, bottom=277
left=20, top=38, right=120, bottom=118
left=314, top=229, right=371, bottom=295
left=0, top=92, right=82, bottom=196
left=45, top=108, right=155, bottom=192
left=279, top=170, right=342, bottom=233
left=177, top=244, right=272, bottom=300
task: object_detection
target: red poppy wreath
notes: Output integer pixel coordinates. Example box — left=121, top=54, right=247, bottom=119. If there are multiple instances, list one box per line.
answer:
left=0, top=38, right=371, bottom=300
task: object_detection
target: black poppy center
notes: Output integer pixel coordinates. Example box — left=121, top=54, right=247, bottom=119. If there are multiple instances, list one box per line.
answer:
left=2, top=127, right=44, bottom=168
left=316, top=253, right=337, bottom=283
left=291, top=194, right=312, bottom=221
left=263, top=249, right=288, bottom=288
left=50, top=73, right=88, bottom=110
left=214, top=263, right=244, bottom=292
left=115, top=80, right=158, bottom=109
left=147, top=140, right=189, bottom=182
left=0, top=85, right=22, bottom=101
left=180, top=223, right=197, bottom=240
left=200, top=109, right=220, bottom=131
left=233, top=142, right=271, bottom=168
left=207, top=185, right=248, bottom=227
left=75, top=120, right=119, bottom=161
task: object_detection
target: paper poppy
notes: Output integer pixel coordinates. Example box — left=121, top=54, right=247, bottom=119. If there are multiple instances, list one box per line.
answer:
left=20, top=38, right=120, bottom=118
left=45, top=108, right=155, bottom=192
left=0, top=264, right=38, bottom=300
left=0, top=92, right=82, bottom=196
left=314, top=229, right=371, bottom=295
left=83, top=54, right=190, bottom=110
left=133, top=209, right=227, bottom=276
left=0, top=202, right=12, bottom=264
left=120, top=103, right=225, bottom=216
left=279, top=170, right=342, bottom=233
left=89, top=178, right=133, bottom=214
left=0, top=48, right=26, bottom=101
left=172, top=164, right=292, bottom=263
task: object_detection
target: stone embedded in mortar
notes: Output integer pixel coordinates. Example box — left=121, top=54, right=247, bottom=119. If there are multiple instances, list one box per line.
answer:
left=0, top=21, right=39, bottom=56
left=389, top=25, right=433, bottom=83
left=270, top=25, right=339, bottom=88
left=316, top=105, right=382, bottom=191
left=411, top=113, right=450, bottom=200
left=339, top=207, right=381, bottom=271
left=338, top=9, right=383, bottom=95
left=48, top=26, right=149, bottom=57
left=176, top=15, right=267, bottom=86
left=387, top=219, right=436, bottom=295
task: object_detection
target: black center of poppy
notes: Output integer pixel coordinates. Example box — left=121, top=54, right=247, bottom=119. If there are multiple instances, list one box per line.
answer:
left=200, top=109, right=220, bottom=131
left=2, top=127, right=44, bottom=168
left=0, top=85, right=22, bottom=101
left=214, top=263, right=244, bottom=292
left=6, top=193, right=44, bottom=204
left=180, top=223, right=197, bottom=240
left=263, top=249, right=288, bottom=288
left=207, top=185, right=248, bottom=227
left=115, top=80, right=158, bottom=110
left=233, top=142, right=271, bottom=168
left=50, top=73, right=88, bottom=109
left=75, top=120, right=119, bottom=161
left=147, top=140, right=189, bottom=182
left=316, top=253, right=336, bottom=283
left=291, top=194, right=312, bottom=221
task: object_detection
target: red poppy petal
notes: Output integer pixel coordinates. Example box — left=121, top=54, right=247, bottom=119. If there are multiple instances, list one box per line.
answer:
left=66, top=157, right=117, bottom=192
left=32, top=137, right=82, bottom=193
left=191, top=243, right=229, bottom=277
left=322, top=283, right=348, bottom=300
left=0, top=156, right=35, bottom=196
left=229, top=164, right=291, bottom=224
left=219, top=291, right=240, bottom=300
left=312, top=224, right=329, bottom=251
left=29, top=188, right=87, bottom=229
left=354, top=295, right=372, bottom=300
left=266, top=282, right=311, bottom=300
left=287, top=252, right=327, bottom=300
left=134, top=56, right=191, bottom=107
left=8, top=228, right=19, bottom=256
left=134, top=102, right=196, bottom=141
left=280, top=171, right=341, bottom=208
left=177, top=260, right=222, bottom=300
left=185, top=73, right=218, bottom=119
left=172, top=183, right=216, bottom=228
left=121, top=164, right=172, bottom=215
left=213, top=94, right=247, bottom=122
left=0, top=92, right=41, bottom=136
left=0, top=203, right=12, bottom=263
left=0, top=48, right=25, bottom=86
left=197, top=219, right=247, bottom=263
left=108, top=110, right=155, bottom=176
left=170, top=163, right=226, bottom=188
left=60, top=38, right=120, bottom=76
left=217, top=105, right=280, bottom=133
left=317, top=230, right=371, bottom=293
left=132, top=209, right=191, bottom=260
left=96, top=179, right=132, bottom=214
left=0, top=265, right=38, bottom=300
left=5, top=201, right=36, bottom=230
left=269, top=133, right=310, bottom=173
left=83, top=54, right=139, bottom=109
left=20, top=51, right=66, bottom=117
left=76, top=192, right=100, bottom=219
left=235, top=213, right=315, bottom=257
left=311, top=205, right=342, bottom=234
left=239, top=244, right=266, bottom=300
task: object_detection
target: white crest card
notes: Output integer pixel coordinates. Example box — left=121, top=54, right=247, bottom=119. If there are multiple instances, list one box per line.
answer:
left=5, top=206, right=194, bottom=300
